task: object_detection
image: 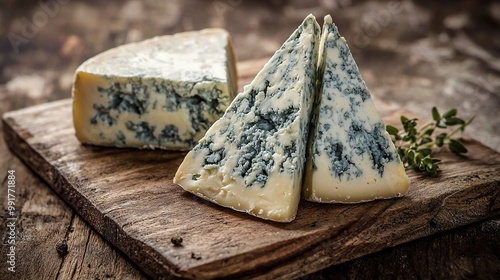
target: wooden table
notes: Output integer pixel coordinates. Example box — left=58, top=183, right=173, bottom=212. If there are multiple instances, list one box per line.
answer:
left=1, top=0, right=499, bottom=279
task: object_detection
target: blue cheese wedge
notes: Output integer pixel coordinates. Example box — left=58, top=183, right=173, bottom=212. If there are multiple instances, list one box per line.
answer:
left=303, top=15, right=410, bottom=203
left=72, top=29, right=237, bottom=150
left=174, top=15, right=320, bottom=222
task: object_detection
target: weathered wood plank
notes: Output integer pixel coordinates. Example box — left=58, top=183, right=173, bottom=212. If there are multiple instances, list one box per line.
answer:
left=0, top=122, right=149, bottom=280
left=0, top=135, right=69, bottom=279
left=313, top=218, right=500, bottom=280
left=2, top=98, right=499, bottom=279
left=56, top=214, right=148, bottom=280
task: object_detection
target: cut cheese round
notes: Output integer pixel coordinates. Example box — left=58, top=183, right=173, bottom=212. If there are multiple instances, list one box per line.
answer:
left=72, top=29, right=237, bottom=150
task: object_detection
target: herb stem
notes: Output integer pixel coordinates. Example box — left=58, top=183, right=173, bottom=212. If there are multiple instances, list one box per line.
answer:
left=387, top=107, right=472, bottom=175
left=417, top=121, right=434, bottom=135
left=447, top=126, right=464, bottom=139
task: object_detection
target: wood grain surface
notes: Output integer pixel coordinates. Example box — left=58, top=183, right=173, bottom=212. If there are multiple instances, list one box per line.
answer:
left=2, top=92, right=499, bottom=279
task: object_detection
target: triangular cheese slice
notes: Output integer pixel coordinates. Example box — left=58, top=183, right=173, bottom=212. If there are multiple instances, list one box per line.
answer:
left=174, top=15, right=320, bottom=222
left=303, top=15, right=410, bottom=203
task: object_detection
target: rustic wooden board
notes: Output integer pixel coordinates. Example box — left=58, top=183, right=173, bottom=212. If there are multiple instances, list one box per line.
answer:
left=2, top=65, right=500, bottom=278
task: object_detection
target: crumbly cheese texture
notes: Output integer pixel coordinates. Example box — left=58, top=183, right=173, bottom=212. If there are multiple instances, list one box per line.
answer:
left=303, top=15, right=410, bottom=203
left=72, top=29, right=237, bottom=150
left=174, top=15, right=320, bottom=222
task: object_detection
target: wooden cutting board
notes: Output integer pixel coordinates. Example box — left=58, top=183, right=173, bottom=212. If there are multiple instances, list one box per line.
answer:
left=3, top=60, right=500, bottom=279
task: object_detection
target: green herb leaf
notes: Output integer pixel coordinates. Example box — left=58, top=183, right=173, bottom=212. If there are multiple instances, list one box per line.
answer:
left=386, top=125, right=399, bottom=136
left=426, top=162, right=439, bottom=174
left=432, top=107, right=440, bottom=121
left=443, top=108, right=457, bottom=118
left=390, top=107, right=472, bottom=176
left=436, top=133, right=447, bottom=147
left=409, top=128, right=417, bottom=137
left=432, top=158, right=441, bottom=163
left=403, top=118, right=417, bottom=134
left=448, top=139, right=468, bottom=154
left=423, top=128, right=435, bottom=136
left=419, top=137, right=432, bottom=145
left=422, top=156, right=433, bottom=165
left=445, top=117, right=465, bottom=126
left=418, top=148, right=432, bottom=156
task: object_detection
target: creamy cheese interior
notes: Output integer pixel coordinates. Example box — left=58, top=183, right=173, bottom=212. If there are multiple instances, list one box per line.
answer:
left=73, top=29, right=237, bottom=150
left=303, top=15, right=410, bottom=203
left=174, top=15, right=320, bottom=222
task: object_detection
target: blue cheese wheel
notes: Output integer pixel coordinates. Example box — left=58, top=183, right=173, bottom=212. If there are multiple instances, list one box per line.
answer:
left=303, top=15, right=410, bottom=203
left=72, top=29, right=237, bottom=150
left=174, top=15, right=320, bottom=222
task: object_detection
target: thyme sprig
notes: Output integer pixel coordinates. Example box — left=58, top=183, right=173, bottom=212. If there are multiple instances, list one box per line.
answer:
left=386, top=107, right=474, bottom=175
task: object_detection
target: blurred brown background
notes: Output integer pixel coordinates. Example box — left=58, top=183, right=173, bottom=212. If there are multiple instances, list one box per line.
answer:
left=1, top=0, right=499, bottom=279
left=1, top=0, right=499, bottom=150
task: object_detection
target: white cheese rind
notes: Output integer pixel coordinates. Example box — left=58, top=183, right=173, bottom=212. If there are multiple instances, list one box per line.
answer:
left=72, top=29, right=237, bottom=150
left=174, top=15, right=320, bottom=222
left=303, top=15, right=410, bottom=203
